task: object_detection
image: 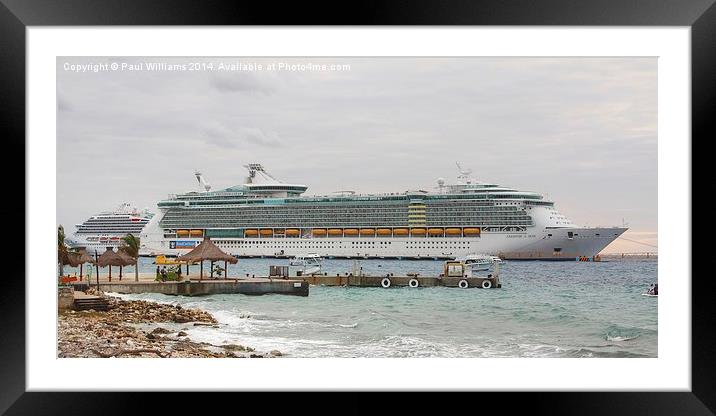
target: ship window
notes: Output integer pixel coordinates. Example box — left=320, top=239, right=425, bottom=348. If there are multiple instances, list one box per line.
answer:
left=595, top=233, right=600, bottom=236
left=554, top=248, right=562, bottom=252
left=567, top=232, right=574, bottom=239
left=547, top=234, right=552, bottom=237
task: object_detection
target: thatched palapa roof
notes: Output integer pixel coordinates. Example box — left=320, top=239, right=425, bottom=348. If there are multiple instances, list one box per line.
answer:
left=177, top=238, right=238, bottom=264
left=117, top=250, right=136, bottom=264
left=75, top=249, right=96, bottom=264
left=97, top=248, right=133, bottom=267
left=59, top=249, right=79, bottom=267
left=59, top=248, right=96, bottom=267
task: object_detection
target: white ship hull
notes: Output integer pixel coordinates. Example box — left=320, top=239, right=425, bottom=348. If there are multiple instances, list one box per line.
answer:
left=140, top=226, right=626, bottom=260
left=70, top=203, right=153, bottom=254
left=139, top=164, right=628, bottom=261
left=69, top=234, right=127, bottom=254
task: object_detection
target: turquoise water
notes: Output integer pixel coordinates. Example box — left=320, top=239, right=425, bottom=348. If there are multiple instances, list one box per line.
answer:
left=107, top=258, right=657, bottom=358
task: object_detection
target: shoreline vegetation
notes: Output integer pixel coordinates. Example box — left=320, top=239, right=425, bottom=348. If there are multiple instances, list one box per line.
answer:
left=58, top=291, right=282, bottom=358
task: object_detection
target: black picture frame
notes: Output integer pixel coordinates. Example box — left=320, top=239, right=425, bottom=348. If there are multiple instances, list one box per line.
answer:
left=2, top=0, right=708, bottom=414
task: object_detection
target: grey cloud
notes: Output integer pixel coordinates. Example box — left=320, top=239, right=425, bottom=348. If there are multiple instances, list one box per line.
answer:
left=57, top=95, right=71, bottom=112
left=203, top=123, right=282, bottom=148
left=57, top=57, right=657, bottom=236
left=209, top=72, right=275, bottom=95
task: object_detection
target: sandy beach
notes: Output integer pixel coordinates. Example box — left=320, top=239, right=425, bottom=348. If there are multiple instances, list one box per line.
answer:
left=58, top=291, right=282, bottom=358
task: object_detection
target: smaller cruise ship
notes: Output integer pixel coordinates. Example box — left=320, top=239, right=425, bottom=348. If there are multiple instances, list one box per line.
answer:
left=69, top=203, right=153, bottom=253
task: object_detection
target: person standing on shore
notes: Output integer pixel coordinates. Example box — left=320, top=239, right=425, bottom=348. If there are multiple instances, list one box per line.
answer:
left=156, top=265, right=160, bottom=280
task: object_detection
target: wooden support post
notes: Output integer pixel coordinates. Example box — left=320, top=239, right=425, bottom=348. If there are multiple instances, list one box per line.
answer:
left=109, top=265, right=112, bottom=282
left=200, top=261, right=203, bottom=281
left=95, top=251, right=99, bottom=290
left=119, top=265, right=123, bottom=281
left=224, top=261, right=228, bottom=279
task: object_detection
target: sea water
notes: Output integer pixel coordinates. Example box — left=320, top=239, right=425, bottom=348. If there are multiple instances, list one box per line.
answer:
left=110, top=258, right=657, bottom=358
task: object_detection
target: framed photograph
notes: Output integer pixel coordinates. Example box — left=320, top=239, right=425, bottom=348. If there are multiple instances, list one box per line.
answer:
left=4, top=0, right=709, bottom=413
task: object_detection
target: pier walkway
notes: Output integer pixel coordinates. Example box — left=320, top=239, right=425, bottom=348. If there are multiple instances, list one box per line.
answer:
left=71, top=277, right=309, bottom=297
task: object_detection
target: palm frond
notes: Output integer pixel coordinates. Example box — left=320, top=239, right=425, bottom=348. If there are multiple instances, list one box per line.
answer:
left=119, top=234, right=140, bottom=258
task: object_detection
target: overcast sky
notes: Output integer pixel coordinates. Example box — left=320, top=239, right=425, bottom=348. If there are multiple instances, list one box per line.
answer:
left=57, top=57, right=657, bottom=252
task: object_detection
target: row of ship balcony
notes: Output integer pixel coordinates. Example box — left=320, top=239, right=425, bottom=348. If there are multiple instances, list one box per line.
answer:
left=167, top=227, right=488, bottom=239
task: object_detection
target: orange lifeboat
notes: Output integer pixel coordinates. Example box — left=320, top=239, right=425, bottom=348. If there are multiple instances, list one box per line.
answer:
left=259, top=229, right=273, bottom=236
left=376, top=228, right=392, bottom=236
left=360, top=229, right=375, bottom=236
left=393, top=228, right=409, bottom=236
left=312, top=228, right=327, bottom=236
left=328, top=229, right=343, bottom=236
left=463, top=227, right=481, bottom=236
left=176, top=230, right=190, bottom=237
left=445, top=228, right=462, bottom=236
left=285, top=229, right=300, bottom=236
left=428, top=228, right=444, bottom=236
left=190, top=229, right=203, bottom=237
left=245, top=229, right=258, bottom=236
left=344, top=228, right=359, bottom=236
left=411, top=228, right=427, bottom=236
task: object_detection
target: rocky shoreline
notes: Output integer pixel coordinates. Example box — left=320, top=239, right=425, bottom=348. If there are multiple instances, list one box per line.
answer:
left=58, top=291, right=282, bottom=358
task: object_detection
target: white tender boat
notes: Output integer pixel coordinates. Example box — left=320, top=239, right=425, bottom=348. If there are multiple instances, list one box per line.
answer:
left=289, top=253, right=323, bottom=275
left=457, top=254, right=503, bottom=271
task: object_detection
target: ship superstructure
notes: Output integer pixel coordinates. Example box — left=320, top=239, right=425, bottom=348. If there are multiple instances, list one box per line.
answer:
left=70, top=203, right=153, bottom=253
left=140, top=164, right=626, bottom=260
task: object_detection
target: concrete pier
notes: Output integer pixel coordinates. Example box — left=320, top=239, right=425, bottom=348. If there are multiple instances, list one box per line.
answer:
left=72, top=278, right=309, bottom=297
left=300, top=275, right=501, bottom=288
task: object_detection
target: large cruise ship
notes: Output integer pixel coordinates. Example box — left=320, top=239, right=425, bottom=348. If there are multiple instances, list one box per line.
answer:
left=139, top=164, right=626, bottom=260
left=69, top=203, right=153, bottom=253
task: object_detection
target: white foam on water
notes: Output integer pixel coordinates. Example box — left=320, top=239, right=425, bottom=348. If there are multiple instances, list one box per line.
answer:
left=605, top=334, right=640, bottom=342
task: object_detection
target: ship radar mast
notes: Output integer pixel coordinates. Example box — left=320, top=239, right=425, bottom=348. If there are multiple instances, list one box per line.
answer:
left=244, top=163, right=282, bottom=184
left=456, top=162, right=475, bottom=184
left=436, top=177, right=446, bottom=193
left=194, top=170, right=212, bottom=192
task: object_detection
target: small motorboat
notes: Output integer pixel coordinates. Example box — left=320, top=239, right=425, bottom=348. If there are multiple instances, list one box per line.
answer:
left=289, top=253, right=323, bottom=266
left=642, top=283, right=658, bottom=297
left=289, top=253, right=323, bottom=275
left=457, top=254, right=503, bottom=272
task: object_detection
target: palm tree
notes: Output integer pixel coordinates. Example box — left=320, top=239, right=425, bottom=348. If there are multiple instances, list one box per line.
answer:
left=119, top=234, right=140, bottom=281
left=58, top=225, right=67, bottom=278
